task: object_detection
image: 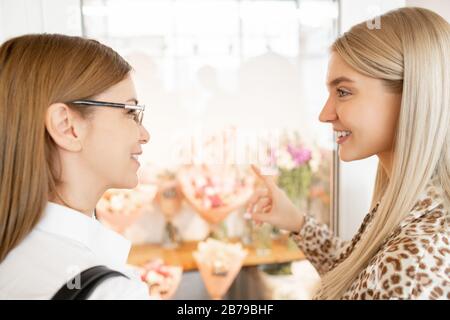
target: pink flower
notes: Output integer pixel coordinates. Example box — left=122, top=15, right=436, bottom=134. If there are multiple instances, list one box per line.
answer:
left=287, top=145, right=312, bottom=166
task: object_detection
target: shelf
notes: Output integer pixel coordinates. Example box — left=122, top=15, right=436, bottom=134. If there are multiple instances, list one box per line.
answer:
left=128, top=236, right=305, bottom=271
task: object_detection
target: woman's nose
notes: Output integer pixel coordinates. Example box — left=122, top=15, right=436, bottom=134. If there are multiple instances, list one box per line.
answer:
left=139, top=124, right=150, bottom=144
left=319, top=97, right=338, bottom=123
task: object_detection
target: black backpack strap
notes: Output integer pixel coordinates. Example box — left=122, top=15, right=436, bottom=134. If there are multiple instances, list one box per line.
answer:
left=52, top=265, right=128, bottom=300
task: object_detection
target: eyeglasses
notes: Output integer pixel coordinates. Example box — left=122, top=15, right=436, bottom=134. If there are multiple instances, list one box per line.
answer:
left=69, top=99, right=146, bottom=125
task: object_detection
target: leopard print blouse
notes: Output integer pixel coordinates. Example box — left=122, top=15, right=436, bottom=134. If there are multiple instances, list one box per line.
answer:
left=291, top=180, right=449, bottom=299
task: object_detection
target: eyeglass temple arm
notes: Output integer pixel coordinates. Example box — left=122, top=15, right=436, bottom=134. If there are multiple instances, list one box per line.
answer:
left=70, top=100, right=145, bottom=111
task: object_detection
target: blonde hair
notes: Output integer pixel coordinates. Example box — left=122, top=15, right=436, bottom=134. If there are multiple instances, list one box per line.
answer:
left=318, top=7, right=450, bottom=299
left=0, top=34, right=131, bottom=262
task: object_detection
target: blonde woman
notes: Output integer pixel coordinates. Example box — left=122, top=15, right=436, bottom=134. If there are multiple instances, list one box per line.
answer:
left=249, top=7, right=450, bottom=299
left=0, top=34, right=153, bottom=299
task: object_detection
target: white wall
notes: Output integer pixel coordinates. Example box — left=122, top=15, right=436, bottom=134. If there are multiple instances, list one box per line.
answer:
left=406, top=0, right=450, bottom=22
left=0, top=0, right=82, bottom=43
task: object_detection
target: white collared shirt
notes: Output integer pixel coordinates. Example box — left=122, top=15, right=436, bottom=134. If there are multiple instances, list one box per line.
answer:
left=0, top=202, right=151, bottom=299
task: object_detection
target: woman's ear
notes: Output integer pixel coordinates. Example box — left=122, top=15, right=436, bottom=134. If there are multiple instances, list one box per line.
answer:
left=45, top=103, right=84, bottom=152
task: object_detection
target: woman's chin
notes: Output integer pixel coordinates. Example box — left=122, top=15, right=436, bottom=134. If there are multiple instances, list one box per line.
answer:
left=114, top=175, right=139, bottom=190
left=338, top=147, right=359, bottom=162
left=339, top=148, right=372, bottom=162
left=126, top=176, right=139, bottom=189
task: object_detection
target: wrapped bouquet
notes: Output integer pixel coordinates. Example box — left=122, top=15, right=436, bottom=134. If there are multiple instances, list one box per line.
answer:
left=178, top=165, right=255, bottom=225
left=268, top=131, right=314, bottom=209
left=95, top=184, right=157, bottom=234
left=193, top=238, right=248, bottom=299
left=139, top=259, right=183, bottom=299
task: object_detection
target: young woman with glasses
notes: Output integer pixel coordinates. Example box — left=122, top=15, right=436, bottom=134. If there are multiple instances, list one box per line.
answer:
left=0, top=34, right=153, bottom=299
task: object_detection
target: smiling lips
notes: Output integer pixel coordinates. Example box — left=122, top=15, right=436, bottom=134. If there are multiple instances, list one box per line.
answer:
left=336, top=132, right=352, bottom=144
left=335, top=130, right=352, bottom=144
left=131, top=152, right=142, bottom=165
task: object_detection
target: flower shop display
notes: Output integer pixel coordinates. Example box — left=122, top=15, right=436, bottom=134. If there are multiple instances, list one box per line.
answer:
left=193, top=238, right=248, bottom=299
left=269, top=131, right=314, bottom=210
left=178, top=164, right=255, bottom=239
left=139, top=258, right=183, bottom=299
left=155, top=170, right=183, bottom=248
left=95, top=183, right=157, bottom=234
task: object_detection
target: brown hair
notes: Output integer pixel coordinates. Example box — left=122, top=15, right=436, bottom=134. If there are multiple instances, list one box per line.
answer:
left=0, top=34, right=132, bottom=262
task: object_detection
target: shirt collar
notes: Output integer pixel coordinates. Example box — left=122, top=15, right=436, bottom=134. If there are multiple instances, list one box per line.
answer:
left=35, top=202, right=131, bottom=267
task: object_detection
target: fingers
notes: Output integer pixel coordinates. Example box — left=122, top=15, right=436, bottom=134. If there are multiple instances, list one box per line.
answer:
left=247, top=188, right=270, bottom=212
left=251, top=211, right=271, bottom=225
left=251, top=164, right=278, bottom=191
left=250, top=196, right=272, bottom=226
left=253, top=197, right=271, bottom=213
left=249, top=188, right=269, bottom=202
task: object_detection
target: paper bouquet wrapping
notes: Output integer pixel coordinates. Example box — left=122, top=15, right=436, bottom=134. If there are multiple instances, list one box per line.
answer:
left=178, top=165, right=255, bottom=225
left=96, top=184, right=157, bottom=234
left=193, top=238, right=248, bottom=299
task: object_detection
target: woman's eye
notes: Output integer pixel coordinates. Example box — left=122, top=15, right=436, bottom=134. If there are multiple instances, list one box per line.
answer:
left=126, top=109, right=140, bottom=123
left=337, top=88, right=350, bottom=98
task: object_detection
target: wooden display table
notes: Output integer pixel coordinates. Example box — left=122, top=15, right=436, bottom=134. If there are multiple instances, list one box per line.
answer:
left=127, top=236, right=305, bottom=271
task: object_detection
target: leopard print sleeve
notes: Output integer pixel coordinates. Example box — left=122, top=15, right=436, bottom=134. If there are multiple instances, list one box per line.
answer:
left=289, top=214, right=349, bottom=275
left=290, top=203, right=380, bottom=276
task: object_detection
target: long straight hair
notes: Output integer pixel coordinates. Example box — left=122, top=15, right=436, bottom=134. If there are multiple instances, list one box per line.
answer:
left=0, top=34, right=131, bottom=262
left=318, top=7, right=450, bottom=299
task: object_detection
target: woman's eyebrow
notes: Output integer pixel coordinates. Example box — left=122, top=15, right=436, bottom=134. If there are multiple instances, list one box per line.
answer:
left=327, top=76, right=355, bottom=88
left=125, top=98, right=139, bottom=105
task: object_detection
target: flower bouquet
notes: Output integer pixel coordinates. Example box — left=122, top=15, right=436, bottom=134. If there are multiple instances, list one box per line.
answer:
left=95, top=184, right=157, bottom=234
left=269, top=132, right=314, bottom=210
left=155, top=170, right=183, bottom=247
left=178, top=164, right=255, bottom=239
left=139, top=259, right=183, bottom=299
left=253, top=131, right=316, bottom=256
left=193, top=238, right=248, bottom=299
